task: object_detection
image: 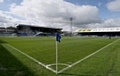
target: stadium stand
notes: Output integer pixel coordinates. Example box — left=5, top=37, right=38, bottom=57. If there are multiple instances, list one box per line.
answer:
left=0, top=26, right=16, bottom=36
left=17, top=24, right=62, bottom=36
left=0, top=24, right=62, bottom=36
left=78, top=28, right=120, bottom=37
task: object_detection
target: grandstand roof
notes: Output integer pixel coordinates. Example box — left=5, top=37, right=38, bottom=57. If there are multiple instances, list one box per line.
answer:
left=78, top=27, right=120, bottom=32
left=17, top=24, right=62, bottom=33
left=17, top=24, right=62, bottom=30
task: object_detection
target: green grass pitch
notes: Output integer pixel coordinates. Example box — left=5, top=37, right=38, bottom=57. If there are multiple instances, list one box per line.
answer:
left=0, top=36, right=120, bottom=76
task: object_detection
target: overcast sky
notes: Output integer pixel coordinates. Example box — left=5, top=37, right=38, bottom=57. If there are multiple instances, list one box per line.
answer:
left=0, top=0, right=120, bottom=31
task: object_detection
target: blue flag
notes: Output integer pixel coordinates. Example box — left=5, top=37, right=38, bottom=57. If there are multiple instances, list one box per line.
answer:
left=56, top=33, right=61, bottom=42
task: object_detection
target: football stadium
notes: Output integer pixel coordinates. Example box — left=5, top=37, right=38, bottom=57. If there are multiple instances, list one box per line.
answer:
left=0, top=24, right=120, bottom=76
left=1, top=0, right=120, bottom=75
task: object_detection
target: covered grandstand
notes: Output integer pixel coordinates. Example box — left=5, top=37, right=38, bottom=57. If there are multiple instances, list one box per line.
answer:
left=0, top=24, right=62, bottom=36
left=78, top=28, right=120, bottom=37
left=17, top=24, right=62, bottom=36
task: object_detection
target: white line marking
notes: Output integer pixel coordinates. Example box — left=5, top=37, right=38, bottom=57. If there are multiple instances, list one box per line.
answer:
left=46, top=66, right=57, bottom=73
left=58, top=39, right=119, bottom=74
left=46, top=63, right=70, bottom=67
left=4, top=44, right=56, bottom=73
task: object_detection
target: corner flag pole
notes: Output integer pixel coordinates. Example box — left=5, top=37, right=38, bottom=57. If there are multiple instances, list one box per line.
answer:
left=55, top=33, right=61, bottom=74
left=56, top=41, right=58, bottom=74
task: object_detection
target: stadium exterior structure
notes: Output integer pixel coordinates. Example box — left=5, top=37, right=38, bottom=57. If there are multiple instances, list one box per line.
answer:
left=0, top=26, right=16, bottom=36
left=78, top=27, right=120, bottom=37
left=0, top=24, right=62, bottom=36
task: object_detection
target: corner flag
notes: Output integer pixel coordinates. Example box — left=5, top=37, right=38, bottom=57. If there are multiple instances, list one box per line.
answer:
left=56, top=33, right=61, bottom=42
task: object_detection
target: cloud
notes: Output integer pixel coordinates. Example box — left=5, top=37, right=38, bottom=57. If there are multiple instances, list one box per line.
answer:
left=9, top=0, right=101, bottom=30
left=107, top=0, right=120, bottom=12
left=0, top=0, right=3, bottom=3
left=77, top=18, right=120, bottom=29
left=0, top=11, right=29, bottom=27
left=0, top=11, right=14, bottom=26
left=103, top=18, right=120, bottom=27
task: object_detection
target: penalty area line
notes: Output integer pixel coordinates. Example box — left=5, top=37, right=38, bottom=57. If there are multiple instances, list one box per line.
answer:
left=5, top=44, right=57, bottom=74
left=58, top=39, right=119, bottom=74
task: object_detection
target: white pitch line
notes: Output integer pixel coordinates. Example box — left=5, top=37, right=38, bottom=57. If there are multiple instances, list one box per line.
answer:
left=5, top=44, right=56, bottom=73
left=58, top=39, right=119, bottom=74
left=46, top=63, right=70, bottom=67
left=46, top=66, right=57, bottom=73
